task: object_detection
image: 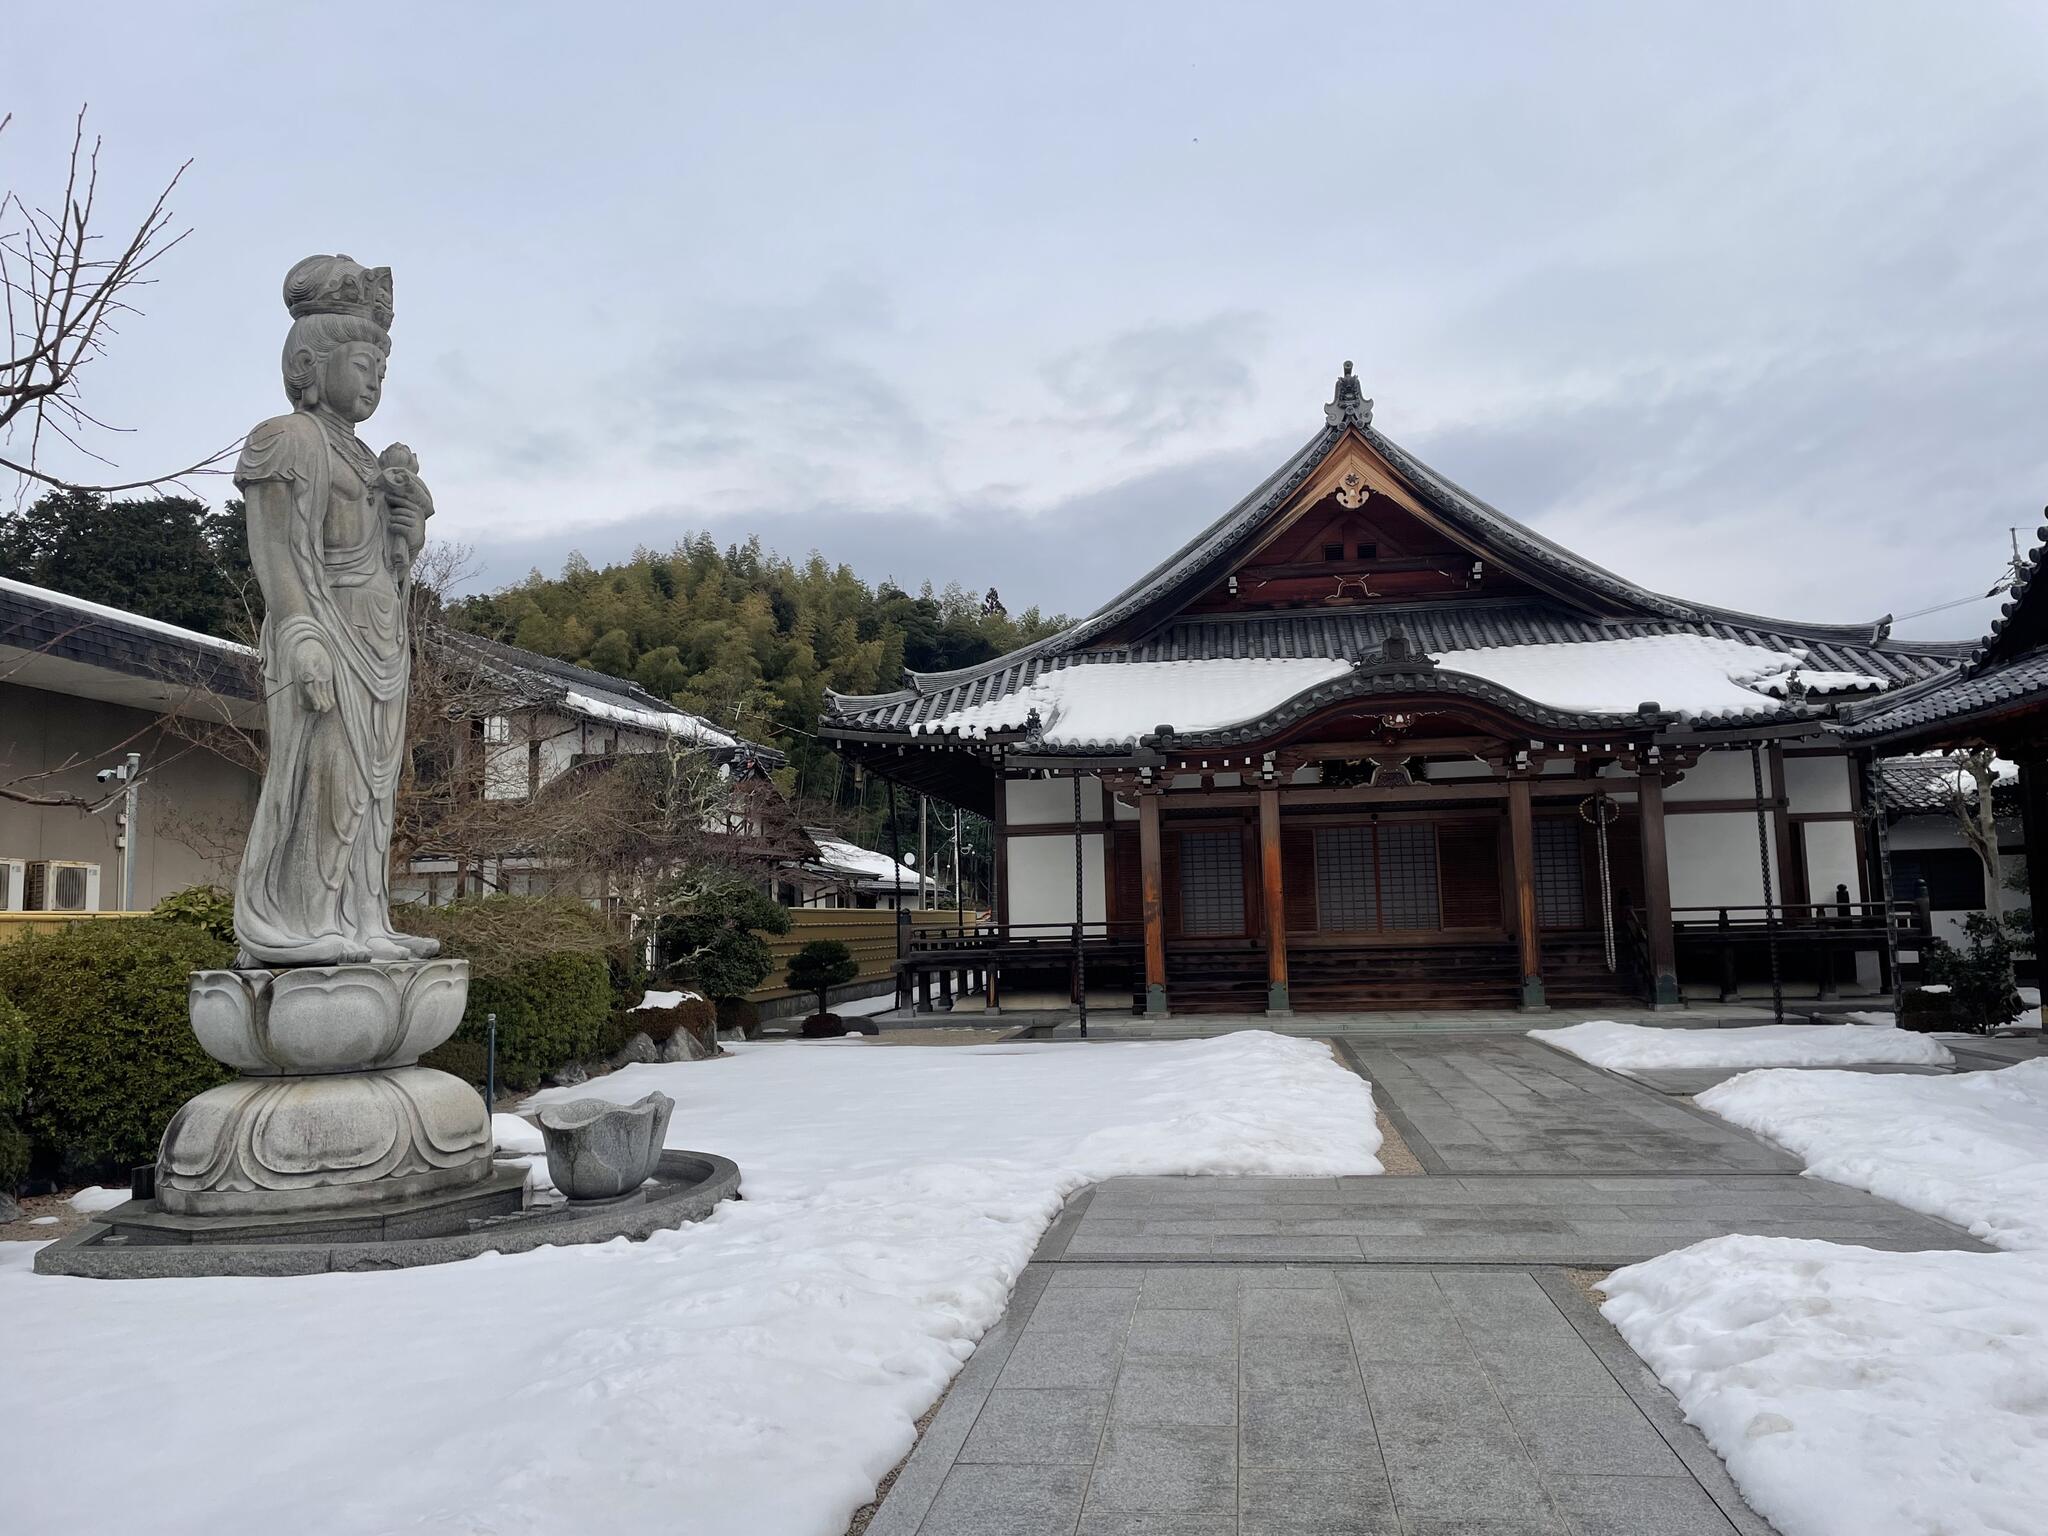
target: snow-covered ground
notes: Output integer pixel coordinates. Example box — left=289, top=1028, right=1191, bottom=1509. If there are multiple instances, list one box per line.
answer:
left=0, top=1032, right=1376, bottom=1536
left=1529, top=1018, right=1954, bottom=1074
left=1698, top=1058, right=2048, bottom=1250
left=1603, top=1238, right=2048, bottom=1536
left=1604, top=1058, right=2048, bottom=1536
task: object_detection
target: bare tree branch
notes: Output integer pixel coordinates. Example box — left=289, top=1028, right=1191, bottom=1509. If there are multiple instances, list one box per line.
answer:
left=1, top=106, right=236, bottom=498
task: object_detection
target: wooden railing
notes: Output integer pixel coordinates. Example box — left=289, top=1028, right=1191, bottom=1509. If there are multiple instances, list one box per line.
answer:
left=1669, top=898, right=1930, bottom=1002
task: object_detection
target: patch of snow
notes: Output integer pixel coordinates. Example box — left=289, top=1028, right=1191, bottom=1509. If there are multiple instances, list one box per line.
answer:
left=1604, top=1058, right=2048, bottom=1536
left=1754, top=667, right=1890, bottom=697
left=634, top=988, right=704, bottom=1011
left=490, top=1112, right=545, bottom=1157
left=808, top=831, right=924, bottom=889
left=561, top=688, right=736, bottom=747
left=1603, top=1239, right=2048, bottom=1536
left=907, top=634, right=1865, bottom=743
left=1919, top=983, right=1951, bottom=994
left=914, top=657, right=1352, bottom=745
left=66, top=1185, right=129, bottom=1214
left=28, top=1216, right=56, bottom=1226
left=1698, top=1058, right=2048, bottom=1250
left=1529, top=1019, right=1953, bottom=1073
left=0, top=1032, right=1376, bottom=1536
left=1434, top=634, right=1814, bottom=721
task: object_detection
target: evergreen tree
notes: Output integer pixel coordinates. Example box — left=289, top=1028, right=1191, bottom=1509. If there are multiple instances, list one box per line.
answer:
left=0, top=490, right=260, bottom=639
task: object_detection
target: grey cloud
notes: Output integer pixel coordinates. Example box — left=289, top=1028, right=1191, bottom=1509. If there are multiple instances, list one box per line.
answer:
left=1039, top=312, right=1270, bottom=452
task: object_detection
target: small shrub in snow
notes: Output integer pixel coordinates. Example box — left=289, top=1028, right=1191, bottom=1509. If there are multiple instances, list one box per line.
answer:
left=0, top=919, right=234, bottom=1176
left=786, top=940, right=859, bottom=1026
left=1922, top=913, right=2024, bottom=1034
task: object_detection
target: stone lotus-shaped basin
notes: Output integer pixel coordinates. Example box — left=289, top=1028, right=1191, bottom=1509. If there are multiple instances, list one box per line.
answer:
left=537, top=1092, right=675, bottom=1202
left=189, top=959, right=470, bottom=1076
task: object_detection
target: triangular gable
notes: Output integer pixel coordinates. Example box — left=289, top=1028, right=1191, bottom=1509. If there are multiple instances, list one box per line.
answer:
left=1083, top=428, right=1668, bottom=649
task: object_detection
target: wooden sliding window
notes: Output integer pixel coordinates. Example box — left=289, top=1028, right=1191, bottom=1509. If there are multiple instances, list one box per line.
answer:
left=1176, top=829, right=1246, bottom=936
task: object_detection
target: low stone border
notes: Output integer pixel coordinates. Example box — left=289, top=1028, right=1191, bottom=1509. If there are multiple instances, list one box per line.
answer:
left=32, top=1150, right=740, bottom=1279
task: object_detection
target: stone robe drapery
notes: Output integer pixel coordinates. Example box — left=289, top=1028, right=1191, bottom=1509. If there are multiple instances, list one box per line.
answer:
left=234, top=411, right=411, bottom=963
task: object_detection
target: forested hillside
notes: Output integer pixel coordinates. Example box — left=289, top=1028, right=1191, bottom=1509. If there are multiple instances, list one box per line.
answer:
left=448, top=534, right=1066, bottom=810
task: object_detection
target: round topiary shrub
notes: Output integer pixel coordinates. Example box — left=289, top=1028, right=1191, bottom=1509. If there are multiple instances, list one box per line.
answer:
left=0, top=918, right=235, bottom=1178
left=787, top=939, right=860, bottom=1034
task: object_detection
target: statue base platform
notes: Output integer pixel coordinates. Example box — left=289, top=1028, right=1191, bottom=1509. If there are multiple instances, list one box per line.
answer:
left=33, top=1151, right=741, bottom=1278
left=155, top=1063, right=494, bottom=1216
left=157, top=957, right=490, bottom=1217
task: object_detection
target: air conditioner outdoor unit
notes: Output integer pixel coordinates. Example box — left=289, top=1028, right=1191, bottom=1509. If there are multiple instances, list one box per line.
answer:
left=0, top=859, right=24, bottom=911
left=25, top=860, right=99, bottom=913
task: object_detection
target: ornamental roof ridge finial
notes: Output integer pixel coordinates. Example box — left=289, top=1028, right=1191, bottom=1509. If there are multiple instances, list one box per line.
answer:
left=1326, top=359, right=1373, bottom=429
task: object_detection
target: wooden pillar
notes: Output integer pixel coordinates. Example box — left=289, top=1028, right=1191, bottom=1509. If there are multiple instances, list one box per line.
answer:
left=2018, top=753, right=2048, bottom=1029
left=1259, top=787, right=1290, bottom=1014
left=1767, top=743, right=1801, bottom=907
left=1508, top=777, right=1545, bottom=1010
left=1138, top=790, right=1168, bottom=1016
left=1637, top=774, right=1681, bottom=1006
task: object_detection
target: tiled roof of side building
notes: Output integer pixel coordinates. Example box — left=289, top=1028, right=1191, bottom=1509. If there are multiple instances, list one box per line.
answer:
left=1842, top=650, right=2048, bottom=743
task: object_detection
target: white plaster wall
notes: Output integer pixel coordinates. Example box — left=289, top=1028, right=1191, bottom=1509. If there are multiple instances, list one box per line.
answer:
left=1665, top=811, right=1781, bottom=909
left=1667, top=748, right=1768, bottom=801
left=1783, top=752, right=1852, bottom=813
left=1006, top=774, right=1103, bottom=824
left=1801, top=820, right=1863, bottom=906
left=1007, top=832, right=1107, bottom=932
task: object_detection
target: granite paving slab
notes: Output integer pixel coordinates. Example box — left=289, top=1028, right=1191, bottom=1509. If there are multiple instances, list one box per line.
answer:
left=1337, top=1036, right=1797, bottom=1174
left=872, top=1262, right=1762, bottom=1535
left=1052, top=1172, right=1982, bottom=1265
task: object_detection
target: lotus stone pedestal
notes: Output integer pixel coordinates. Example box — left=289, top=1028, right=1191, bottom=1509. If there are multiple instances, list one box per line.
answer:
left=155, top=959, right=492, bottom=1217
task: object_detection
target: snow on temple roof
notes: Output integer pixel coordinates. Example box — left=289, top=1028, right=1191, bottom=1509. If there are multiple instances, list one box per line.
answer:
left=805, top=829, right=924, bottom=889
left=900, top=634, right=1891, bottom=749
left=1432, top=636, right=1886, bottom=720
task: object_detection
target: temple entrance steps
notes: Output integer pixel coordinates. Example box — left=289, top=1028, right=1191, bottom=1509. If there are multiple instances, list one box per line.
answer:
left=1541, top=931, right=1646, bottom=1009
left=1162, top=942, right=1538, bottom=1013
left=1154, top=936, right=1644, bottom=1014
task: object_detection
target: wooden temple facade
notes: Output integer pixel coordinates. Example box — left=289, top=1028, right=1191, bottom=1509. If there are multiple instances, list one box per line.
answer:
left=824, top=368, right=1969, bottom=1014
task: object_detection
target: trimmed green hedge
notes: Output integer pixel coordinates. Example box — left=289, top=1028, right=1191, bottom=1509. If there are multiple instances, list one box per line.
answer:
left=397, top=897, right=618, bottom=1091
left=0, top=919, right=236, bottom=1178
left=0, top=993, right=31, bottom=1191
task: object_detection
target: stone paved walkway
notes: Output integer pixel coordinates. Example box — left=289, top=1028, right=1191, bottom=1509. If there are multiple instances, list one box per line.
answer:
left=868, top=1034, right=1986, bottom=1536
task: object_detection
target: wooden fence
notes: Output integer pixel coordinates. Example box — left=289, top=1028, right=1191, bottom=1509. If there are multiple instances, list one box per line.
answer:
left=0, top=911, right=151, bottom=947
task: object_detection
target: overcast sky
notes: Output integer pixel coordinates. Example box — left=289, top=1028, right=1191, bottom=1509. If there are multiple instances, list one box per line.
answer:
left=7, top=2, right=2046, bottom=639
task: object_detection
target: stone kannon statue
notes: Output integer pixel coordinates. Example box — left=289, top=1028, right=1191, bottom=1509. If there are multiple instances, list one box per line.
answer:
left=234, top=255, right=439, bottom=966
left=154, top=257, right=493, bottom=1218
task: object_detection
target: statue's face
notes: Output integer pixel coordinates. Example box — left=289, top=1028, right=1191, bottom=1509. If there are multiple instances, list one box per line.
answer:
left=317, top=342, right=387, bottom=422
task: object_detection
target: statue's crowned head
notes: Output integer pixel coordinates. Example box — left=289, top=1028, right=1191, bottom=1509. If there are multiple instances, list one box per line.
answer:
left=279, top=254, right=394, bottom=420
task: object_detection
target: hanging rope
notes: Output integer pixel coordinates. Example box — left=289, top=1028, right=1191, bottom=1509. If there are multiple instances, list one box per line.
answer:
left=1750, top=744, right=1786, bottom=1024
left=1073, top=773, right=1089, bottom=1039
left=1579, top=792, right=1620, bottom=972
